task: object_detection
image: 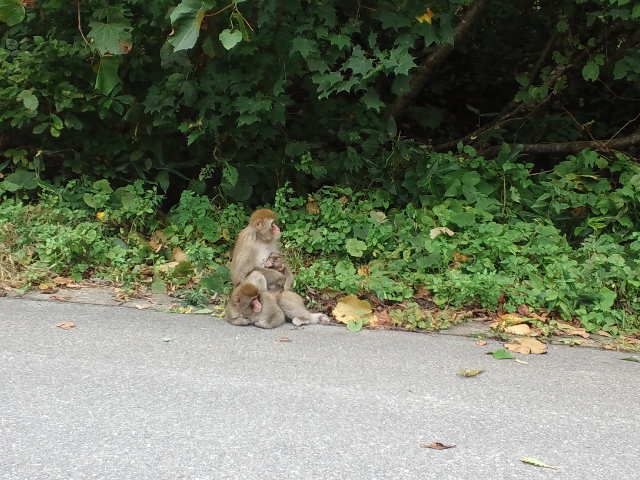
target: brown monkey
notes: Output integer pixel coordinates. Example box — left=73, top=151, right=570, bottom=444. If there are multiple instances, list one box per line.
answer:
left=230, top=209, right=282, bottom=286
left=224, top=282, right=285, bottom=329
left=251, top=253, right=294, bottom=292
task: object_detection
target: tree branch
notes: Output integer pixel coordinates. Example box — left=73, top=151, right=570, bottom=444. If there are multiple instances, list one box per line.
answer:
left=482, top=129, right=640, bottom=157
left=387, top=0, right=490, bottom=119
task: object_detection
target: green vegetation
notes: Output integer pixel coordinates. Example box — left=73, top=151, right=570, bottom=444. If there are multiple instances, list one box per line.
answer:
left=2, top=147, right=639, bottom=333
left=1, top=1, right=640, bottom=333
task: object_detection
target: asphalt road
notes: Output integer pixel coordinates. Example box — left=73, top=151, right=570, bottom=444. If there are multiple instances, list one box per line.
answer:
left=1, top=298, right=639, bottom=480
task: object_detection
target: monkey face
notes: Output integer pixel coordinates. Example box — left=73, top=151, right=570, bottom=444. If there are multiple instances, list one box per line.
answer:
left=250, top=297, right=262, bottom=312
left=256, top=219, right=281, bottom=242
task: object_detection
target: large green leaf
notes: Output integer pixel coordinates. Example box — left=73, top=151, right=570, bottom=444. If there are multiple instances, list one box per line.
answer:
left=88, top=22, right=133, bottom=55
left=1, top=169, right=38, bottom=192
left=95, top=56, right=121, bottom=95
left=0, top=0, right=25, bottom=26
left=219, top=29, right=242, bottom=50
left=17, top=90, right=39, bottom=111
left=168, top=0, right=215, bottom=51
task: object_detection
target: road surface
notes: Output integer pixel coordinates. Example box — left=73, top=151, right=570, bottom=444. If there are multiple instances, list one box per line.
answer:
left=1, top=298, right=639, bottom=479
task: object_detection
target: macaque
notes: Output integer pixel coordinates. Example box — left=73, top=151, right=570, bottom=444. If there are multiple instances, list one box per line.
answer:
left=277, top=290, right=331, bottom=327
left=224, top=282, right=285, bottom=329
left=250, top=253, right=294, bottom=292
left=230, top=209, right=282, bottom=286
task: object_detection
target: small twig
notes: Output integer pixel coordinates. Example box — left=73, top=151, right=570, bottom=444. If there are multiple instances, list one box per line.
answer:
left=561, top=105, right=596, bottom=141
left=205, top=3, right=234, bottom=18
left=608, top=111, right=640, bottom=142
left=76, top=0, right=91, bottom=47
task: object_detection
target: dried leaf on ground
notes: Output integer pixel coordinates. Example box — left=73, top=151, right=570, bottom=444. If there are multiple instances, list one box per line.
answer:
left=52, top=276, right=74, bottom=286
left=497, top=313, right=527, bottom=327
left=622, top=336, right=640, bottom=345
left=134, top=304, right=151, bottom=310
left=475, top=339, right=488, bottom=346
left=596, top=330, right=612, bottom=337
left=457, top=369, right=484, bottom=377
left=603, top=343, right=618, bottom=351
left=49, top=295, right=71, bottom=302
left=520, top=457, right=558, bottom=469
left=369, top=309, right=393, bottom=328
left=332, top=295, right=374, bottom=325
left=505, top=337, right=547, bottom=355
left=514, top=358, right=528, bottom=365
left=56, top=322, right=75, bottom=330
left=172, top=247, right=188, bottom=263
left=429, top=227, right=455, bottom=239
left=556, top=338, right=584, bottom=346
left=38, top=283, right=58, bottom=294
left=421, top=442, right=456, bottom=450
left=156, top=261, right=179, bottom=273
left=504, top=323, right=532, bottom=336
left=149, top=230, right=167, bottom=252
left=556, top=322, right=590, bottom=338
left=277, top=337, right=291, bottom=343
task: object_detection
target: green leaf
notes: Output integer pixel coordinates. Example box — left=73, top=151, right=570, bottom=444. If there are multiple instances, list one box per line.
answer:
left=222, top=162, right=239, bottom=189
left=88, top=22, right=132, bottom=55
left=17, top=90, right=39, bottom=111
left=169, top=0, right=214, bottom=51
left=347, top=318, right=364, bottom=332
left=450, top=212, right=475, bottom=227
left=633, top=4, right=640, bottom=18
left=0, top=0, right=25, bottom=26
left=582, top=60, right=600, bottom=82
left=2, top=169, right=38, bottom=192
left=219, top=29, right=243, bottom=50
left=345, top=238, right=367, bottom=257
left=361, top=91, right=385, bottom=112
left=520, top=457, right=558, bottom=469
left=621, top=356, right=640, bottom=363
left=489, top=349, right=515, bottom=360
left=95, top=56, right=121, bottom=95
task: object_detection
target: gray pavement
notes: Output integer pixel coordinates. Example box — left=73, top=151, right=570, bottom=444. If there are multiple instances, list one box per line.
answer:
left=1, top=298, right=639, bottom=480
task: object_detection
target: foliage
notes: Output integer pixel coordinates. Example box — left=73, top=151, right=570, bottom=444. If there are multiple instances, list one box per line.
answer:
left=1, top=1, right=640, bottom=200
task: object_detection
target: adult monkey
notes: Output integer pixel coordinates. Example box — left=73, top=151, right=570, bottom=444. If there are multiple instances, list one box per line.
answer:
left=230, top=209, right=284, bottom=285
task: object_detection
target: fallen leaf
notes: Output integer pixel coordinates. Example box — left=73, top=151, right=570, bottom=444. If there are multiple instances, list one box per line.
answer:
left=622, top=336, right=640, bottom=345
left=56, top=322, right=75, bottom=330
left=38, top=283, right=58, bottom=294
left=596, top=330, right=612, bottom=337
left=504, top=323, right=532, bottom=336
left=369, top=309, right=393, bottom=328
left=172, top=247, right=188, bottom=263
left=96, top=211, right=106, bottom=221
left=517, top=304, right=531, bottom=316
left=421, top=442, right=455, bottom=450
left=514, top=358, right=528, bottom=365
left=505, top=337, right=547, bottom=355
left=429, top=227, right=455, bottom=239
left=556, top=338, right=584, bottom=346
left=134, top=304, right=151, bottom=310
left=306, top=195, right=320, bottom=214
left=488, top=348, right=514, bottom=360
left=52, top=276, right=74, bottom=286
left=357, top=265, right=370, bottom=277
left=603, top=344, right=617, bottom=351
left=332, top=295, right=374, bottom=325
left=497, top=313, right=526, bottom=327
left=277, top=337, right=291, bottom=343
left=556, top=322, right=590, bottom=338
left=520, top=457, right=558, bottom=469
left=452, top=251, right=470, bottom=263
left=156, top=262, right=179, bottom=273
left=457, top=369, right=484, bottom=377
left=621, top=356, right=640, bottom=363
left=475, top=339, right=488, bottom=346
left=192, top=308, right=213, bottom=315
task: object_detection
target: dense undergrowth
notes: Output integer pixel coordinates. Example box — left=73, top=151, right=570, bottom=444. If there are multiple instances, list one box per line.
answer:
left=1, top=147, right=639, bottom=334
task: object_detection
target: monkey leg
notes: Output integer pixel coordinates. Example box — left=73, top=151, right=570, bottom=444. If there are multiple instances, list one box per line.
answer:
left=277, top=291, right=331, bottom=326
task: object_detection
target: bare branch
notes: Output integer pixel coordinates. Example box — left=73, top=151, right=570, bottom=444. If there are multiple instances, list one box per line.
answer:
left=388, top=0, right=490, bottom=119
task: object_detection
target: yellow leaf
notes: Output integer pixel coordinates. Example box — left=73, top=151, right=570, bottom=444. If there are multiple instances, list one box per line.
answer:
left=96, top=211, right=106, bottom=221
left=306, top=195, right=320, bottom=214
left=505, top=337, right=547, bottom=355
left=416, top=8, right=434, bottom=24
left=458, top=369, right=484, bottom=377
left=504, top=323, right=532, bottom=336
left=172, top=247, right=188, bottom=263
left=56, top=321, right=75, bottom=330
left=332, top=295, right=374, bottom=325
left=498, top=313, right=527, bottom=326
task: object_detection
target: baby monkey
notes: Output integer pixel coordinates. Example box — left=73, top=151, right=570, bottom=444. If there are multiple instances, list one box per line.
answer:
left=251, top=252, right=294, bottom=292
